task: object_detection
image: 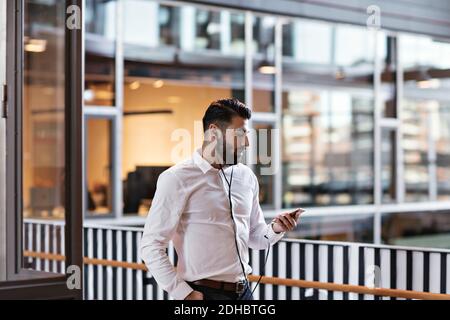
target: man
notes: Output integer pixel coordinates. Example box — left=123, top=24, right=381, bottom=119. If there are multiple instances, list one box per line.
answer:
left=140, top=99, right=303, bottom=300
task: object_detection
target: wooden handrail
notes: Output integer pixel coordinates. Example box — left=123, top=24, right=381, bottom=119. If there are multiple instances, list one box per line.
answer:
left=24, top=251, right=147, bottom=271
left=24, top=251, right=450, bottom=300
left=246, top=275, right=450, bottom=300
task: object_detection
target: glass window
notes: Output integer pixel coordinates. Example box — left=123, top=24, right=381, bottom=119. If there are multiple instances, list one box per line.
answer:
left=85, top=0, right=116, bottom=40
left=401, top=34, right=450, bottom=92
left=122, top=58, right=245, bottom=215
left=23, top=0, right=66, bottom=220
left=381, top=128, right=396, bottom=203
left=435, top=103, right=450, bottom=200
left=85, top=1, right=116, bottom=108
left=23, top=0, right=66, bottom=270
left=253, top=15, right=276, bottom=113
left=382, top=211, right=450, bottom=249
left=193, top=9, right=245, bottom=55
left=402, top=100, right=430, bottom=202
left=334, top=24, right=376, bottom=67
left=86, top=119, right=112, bottom=215
left=253, top=123, right=275, bottom=208
left=402, top=100, right=450, bottom=202
left=84, top=55, right=116, bottom=107
left=288, top=214, right=374, bottom=243
left=283, top=19, right=381, bottom=68
left=123, top=0, right=155, bottom=46
left=282, top=20, right=375, bottom=208
left=401, top=35, right=450, bottom=70
left=400, top=34, right=450, bottom=202
left=159, top=4, right=181, bottom=47
left=380, top=34, right=397, bottom=118
left=195, top=9, right=221, bottom=51
left=282, top=90, right=374, bottom=207
left=283, top=19, right=332, bottom=64
left=122, top=3, right=245, bottom=56
left=122, top=1, right=181, bottom=62
left=281, top=21, right=294, bottom=58
left=229, top=12, right=246, bottom=55
left=123, top=1, right=174, bottom=47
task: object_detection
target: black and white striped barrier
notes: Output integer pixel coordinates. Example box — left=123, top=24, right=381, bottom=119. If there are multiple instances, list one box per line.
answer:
left=23, top=220, right=450, bottom=300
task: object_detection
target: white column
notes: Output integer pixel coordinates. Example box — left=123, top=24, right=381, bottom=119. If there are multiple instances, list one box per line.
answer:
left=274, top=19, right=283, bottom=211
left=396, top=35, right=405, bottom=203
left=123, top=0, right=159, bottom=47
left=245, top=11, right=254, bottom=167
left=180, top=6, right=195, bottom=52
left=114, top=0, right=125, bottom=219
left=220, top=11, right=231, bottom=54
left=373, top=29, right=382, bottom=244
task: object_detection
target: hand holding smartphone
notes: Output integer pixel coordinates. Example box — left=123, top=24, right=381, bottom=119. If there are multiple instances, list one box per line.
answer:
left=289, top=208, right=305, bottom=220
left=272, top=208, right=305, bottom=233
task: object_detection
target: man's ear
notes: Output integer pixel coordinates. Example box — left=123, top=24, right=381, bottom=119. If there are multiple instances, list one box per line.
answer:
left=208, top=123, right=219, bottom=131
left=208, top=124, right=220, bottom=139
left=204, top=124, right=216, bottom=142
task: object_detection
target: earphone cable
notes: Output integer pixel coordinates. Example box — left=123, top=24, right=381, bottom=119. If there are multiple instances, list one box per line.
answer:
left=220, top=167, right=249, bottom=289
left=220, top=166, right=271, bottom=299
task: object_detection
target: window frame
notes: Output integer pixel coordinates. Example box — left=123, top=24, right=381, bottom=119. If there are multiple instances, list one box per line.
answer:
left=84, top=114, right=115, bottom=219
left=0, top=0, right=83, bottom=299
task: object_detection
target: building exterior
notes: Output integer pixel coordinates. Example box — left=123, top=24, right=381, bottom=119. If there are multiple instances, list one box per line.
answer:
left=1, top=0, right=450, bottom=299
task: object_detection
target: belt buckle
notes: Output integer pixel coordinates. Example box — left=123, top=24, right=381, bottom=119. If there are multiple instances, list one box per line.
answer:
left=236, top=280, right=246, bottom=294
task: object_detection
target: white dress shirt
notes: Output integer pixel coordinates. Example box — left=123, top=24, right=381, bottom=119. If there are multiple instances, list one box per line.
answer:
left=140, top=150, right=285, bottom=300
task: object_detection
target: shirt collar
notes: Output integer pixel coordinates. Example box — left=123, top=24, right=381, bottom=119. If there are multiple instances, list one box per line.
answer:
left=193, top=149, right=217, bottom=174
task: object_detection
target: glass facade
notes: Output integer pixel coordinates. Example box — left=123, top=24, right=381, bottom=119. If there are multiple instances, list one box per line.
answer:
left=381, top=128, right=396, bottom=203
left=23, top=0, right=66, bottom=220
left=121, top=4, right=246, bottom=215
left=253, top=123, right=275, bottom=208
left=382, top=211, right=450, bottom=249
left=402, top=99, right=430, bottom=201
left=84, top=0, right=117, bottom=108
left=436, top=103, right=450, bottom=200
left=282, top=90, right=374, bottom=208
left=401, top=34, right=450, bottom=203
left=23, top=0, right=67, bottom=269
left=281, top=20, right=375, bottom=209
left=252, top=15, right=276, bottom=113
left=85, top=0, right=116, bottom=39
left=74, top=0, right=450, bottom=244
left=293, top=214, right=374, bottom=243
left=86, top=119, right=112, bottom=215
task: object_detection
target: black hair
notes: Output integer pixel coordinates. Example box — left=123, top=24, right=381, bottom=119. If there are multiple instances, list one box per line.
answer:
left=202, top=98, right=252, bottom=132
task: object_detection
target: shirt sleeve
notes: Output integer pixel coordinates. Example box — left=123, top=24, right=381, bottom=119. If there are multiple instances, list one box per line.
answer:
left=140, top=170, right=193, bottom=300
left=248, top=172, right=285, bottom=250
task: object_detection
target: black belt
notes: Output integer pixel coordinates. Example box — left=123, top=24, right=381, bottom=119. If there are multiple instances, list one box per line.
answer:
left=190, top=279, right=246, bottom=294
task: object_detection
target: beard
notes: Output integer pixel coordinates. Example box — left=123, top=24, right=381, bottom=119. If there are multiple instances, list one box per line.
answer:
left=215, top=140, right=246, bottom=166
left=222, top=143, right=245, bottom=166
left=234, top=146, right=246, bottom=164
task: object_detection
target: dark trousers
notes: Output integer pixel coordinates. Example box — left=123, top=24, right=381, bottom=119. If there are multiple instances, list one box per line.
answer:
left=188, top=282, right=254, bottom=300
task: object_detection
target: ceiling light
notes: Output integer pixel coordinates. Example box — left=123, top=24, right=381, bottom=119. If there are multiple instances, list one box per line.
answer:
left=129, top=81, right=141, bottom=90
left=417, top=79, right=440, bottom=89
left=257, top=60, right=276, bottom=75
left=25, top=39, right=47, bottom=53
left=168, top=96, right=181, bottom=104
left=153, top=80, right=164, bottom=89
left=84, top=89, right=95, bottom=102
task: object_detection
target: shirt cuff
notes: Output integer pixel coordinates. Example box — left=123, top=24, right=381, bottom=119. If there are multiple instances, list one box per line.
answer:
left=171, top=281, right=194, bottom=300
left=266, top=223, right=285, bottom=244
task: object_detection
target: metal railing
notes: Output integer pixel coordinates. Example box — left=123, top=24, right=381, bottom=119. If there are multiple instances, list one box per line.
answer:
left=23, top=219, right=450, bottom=300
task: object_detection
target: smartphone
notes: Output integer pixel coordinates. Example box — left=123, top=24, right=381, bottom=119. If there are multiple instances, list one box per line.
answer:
left=289, top=208, right=305, bottom=218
